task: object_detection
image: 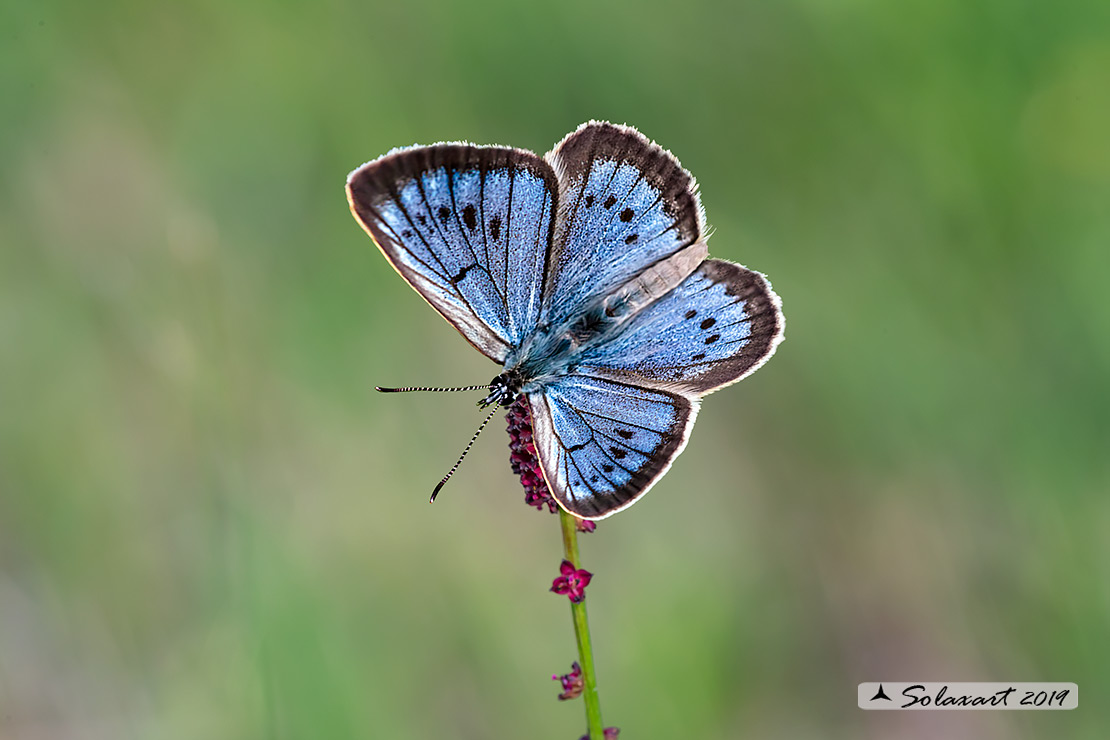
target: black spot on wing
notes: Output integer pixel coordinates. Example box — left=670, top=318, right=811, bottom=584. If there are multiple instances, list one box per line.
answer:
left=609, top=446, right=627, bottom=460
left=462, top=203, right=477, bottom=231
left=625, top=233, right=638, bottom=244
left=585, top=194, right=594, bottom=207
left=489, top=216, right=501, bottom=240
left=619, top=208, right=634, bottom=222
left=616, top=429, right=634, bottom=440
left=437, top=205, right=451, bottom=223
left=684, top=309, right=697, bottom=320
left=603, top=195, right=617, bottom=209
left=700, top=318, right=716, bottom=329
left=449, top=263, right=477, bottom=285
left=705, top=334, right=720, bottom=345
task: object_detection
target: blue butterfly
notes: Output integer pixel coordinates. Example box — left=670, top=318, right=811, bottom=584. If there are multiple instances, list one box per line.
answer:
left=347, top=121, right=784, bottom=519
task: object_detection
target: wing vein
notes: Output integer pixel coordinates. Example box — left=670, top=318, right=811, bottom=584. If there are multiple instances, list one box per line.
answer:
left=504, top=166, right=514, bottom=309
left=413, top=174, right=468, bottom=290
left=362, top=199, right=454, bottom=289
left=446, top=164, right=485, bottom=277
left=577, top=410, right=667, bottom=434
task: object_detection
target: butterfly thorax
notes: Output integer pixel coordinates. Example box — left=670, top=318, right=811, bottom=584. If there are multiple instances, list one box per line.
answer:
left=497, top=299, right=629, bottom=398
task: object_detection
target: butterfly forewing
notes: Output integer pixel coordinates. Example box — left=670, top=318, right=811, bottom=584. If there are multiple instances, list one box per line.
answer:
left=576, top=259, right=784, bottom=395
left=347, top=145, right=557, bottom=362
left=528, top=376, right=697, bottom=519
left=542, top=122, right=705, bottom=327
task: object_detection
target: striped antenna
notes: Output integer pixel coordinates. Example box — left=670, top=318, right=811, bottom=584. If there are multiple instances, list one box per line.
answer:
left=376, top=384, right=488, bottom=393
left=430, top=404, right=501, bottom=503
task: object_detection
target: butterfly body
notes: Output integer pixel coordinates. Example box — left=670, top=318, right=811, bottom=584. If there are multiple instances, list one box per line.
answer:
left=348, top=122, right=784, bottom=519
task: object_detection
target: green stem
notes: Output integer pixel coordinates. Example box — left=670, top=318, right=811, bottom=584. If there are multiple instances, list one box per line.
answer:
left=559, top=508, right=605, bottom=740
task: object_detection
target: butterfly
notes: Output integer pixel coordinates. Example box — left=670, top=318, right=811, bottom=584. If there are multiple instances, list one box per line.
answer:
left=346, top=121, right=784, bottom=520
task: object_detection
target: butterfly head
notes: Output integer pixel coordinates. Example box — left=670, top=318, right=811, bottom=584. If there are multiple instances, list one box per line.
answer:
left=479, top=369, right=524, bottom=409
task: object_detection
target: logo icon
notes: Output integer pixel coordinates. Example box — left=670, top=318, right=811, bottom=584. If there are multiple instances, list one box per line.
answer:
left=870, top=684, right=892, bottom=702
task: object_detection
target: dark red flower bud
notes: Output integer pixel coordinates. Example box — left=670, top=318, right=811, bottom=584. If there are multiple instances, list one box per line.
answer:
left=550, top=559, right=593, bottom=603
left=552, top=661, right=584, bottom=700
left=506, top=397, right=559, bottom=514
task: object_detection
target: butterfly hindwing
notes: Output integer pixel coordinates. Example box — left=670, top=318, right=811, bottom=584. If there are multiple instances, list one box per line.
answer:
left=528, top=376, right=698, bottom=519
left=576, top=259, right=784, bottom=395
left=347, top=145, right=557, bottom=362
left=542, top=122, right=705, bottom=327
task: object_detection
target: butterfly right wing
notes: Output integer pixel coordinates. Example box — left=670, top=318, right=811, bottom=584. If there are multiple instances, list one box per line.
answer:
left=527, top=258, right=783, bottom=519
left=347, top=144, right=558, bottom=363
left=575, top=259, right=784, bottom=396
left=527, top=375, right=698, bottom=519
left=541, top=121, right=706, bottom=329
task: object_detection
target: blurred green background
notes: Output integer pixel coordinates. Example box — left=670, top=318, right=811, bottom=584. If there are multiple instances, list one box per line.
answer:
left=2, top=0, right=1108, bottom=738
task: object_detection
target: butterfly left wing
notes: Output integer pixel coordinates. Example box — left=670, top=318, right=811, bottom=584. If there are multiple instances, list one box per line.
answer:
left=527, top=376, right=698, bottom=519
left=576, top=259, right=784, bottom=395
left=347, top=144, right=557, bottom=362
